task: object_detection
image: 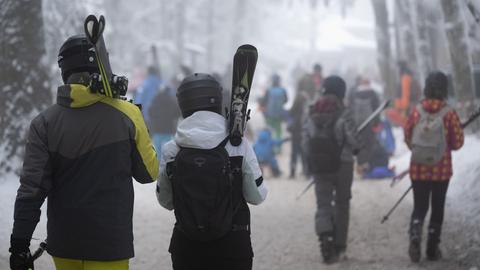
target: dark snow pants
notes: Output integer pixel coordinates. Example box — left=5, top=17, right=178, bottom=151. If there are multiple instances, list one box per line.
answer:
left=314, top=162, right=354, bottom=250
left=290, top=134, right=304, bottom=176
left=411, top=180, right=450, bottom=230
left=171, top=254, right=252, bottom=270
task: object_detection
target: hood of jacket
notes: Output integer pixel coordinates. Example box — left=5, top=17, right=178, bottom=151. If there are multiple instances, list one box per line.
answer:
left=174, top=111, right=227, bottom=149
left=310, top=94, right=344, bottom=127
left=57, top=84, right=106, bottom=108
left=420, top=99, right=446, bottom=114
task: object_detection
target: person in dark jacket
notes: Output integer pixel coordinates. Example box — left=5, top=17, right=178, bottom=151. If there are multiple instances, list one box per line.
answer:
left=8, top=35, right=158, bottom=270
left=404, top=71, right=464, bottom=262
left=148, top=85, right=181, bottom=154
left=303, top=76, right=361, bottom=264
left=288, top=87, right=309, bottom=178
left=348, top=78, right=380, bottom=174
left=156, top=73, right=268, bottom=270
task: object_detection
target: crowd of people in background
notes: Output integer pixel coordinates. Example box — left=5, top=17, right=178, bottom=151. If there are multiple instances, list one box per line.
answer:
left=124, top=57, right=465, bottom=267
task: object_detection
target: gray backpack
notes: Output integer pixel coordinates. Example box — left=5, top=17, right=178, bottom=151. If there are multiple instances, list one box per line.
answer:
left=411, top=104, right=450, bottom=166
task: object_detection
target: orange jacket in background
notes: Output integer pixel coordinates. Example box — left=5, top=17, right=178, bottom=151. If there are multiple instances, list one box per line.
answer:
left=395, top=74, right=412, bottom=111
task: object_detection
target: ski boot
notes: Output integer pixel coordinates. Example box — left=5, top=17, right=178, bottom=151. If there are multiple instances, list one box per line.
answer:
left=319, top=232, right=338, bottom=264
left=335, top=245, right=348, bottom=261
left=426, top=224, right=443, bottom=261
left=408, top=219, right=423, bottom=263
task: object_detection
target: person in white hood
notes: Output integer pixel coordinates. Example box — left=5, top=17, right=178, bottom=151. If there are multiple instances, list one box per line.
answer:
left=156, top=73, right=267, bottom=270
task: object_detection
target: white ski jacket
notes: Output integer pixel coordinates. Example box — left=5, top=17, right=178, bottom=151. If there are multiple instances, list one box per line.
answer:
left=156, top=111, right=268, bottom=210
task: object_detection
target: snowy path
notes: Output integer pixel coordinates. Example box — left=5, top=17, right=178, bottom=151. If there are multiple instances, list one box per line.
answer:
left=1, top=137, right=480, bottom=269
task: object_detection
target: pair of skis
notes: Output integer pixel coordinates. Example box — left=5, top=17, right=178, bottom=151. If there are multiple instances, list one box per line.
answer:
left=296, top=100, right=391, bottom=200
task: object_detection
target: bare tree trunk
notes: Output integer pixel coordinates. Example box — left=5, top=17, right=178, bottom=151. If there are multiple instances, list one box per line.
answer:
left=412, top=0, right=434, bottom=85
left=206, top=0, right=215, bottom=72
left=395, top=0, right=420, bottom=79
left=440, top=0, right=477, bottom=119
left=175, top=0, right=186, bottom=72
left=466, top=0, right=480, bottom=65
left=371, top=0, right=395, bottom=99
left=0, top=0, right=53, bottom=175
left=310, top=0, right=318, bottom=54
left=43, top=0, right=88, bottom=86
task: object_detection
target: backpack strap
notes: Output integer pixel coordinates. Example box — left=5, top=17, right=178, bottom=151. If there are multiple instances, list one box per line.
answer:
left=416, top=103, right=451, bottom=118
left=437, top=104, right=451, bottom=118
left=217, top=136, right=230, bottom=149
left=416, top=104, right=426, bottom=117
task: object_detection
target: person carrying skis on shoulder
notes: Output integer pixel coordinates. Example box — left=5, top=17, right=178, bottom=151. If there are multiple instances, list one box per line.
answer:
left=404, top=71, right=464, bottom=263
left=8, top=35, right=159, bottom=270
left=156, top=73, right=268, bottom=270
left=303, top=75, right=361, bottom=264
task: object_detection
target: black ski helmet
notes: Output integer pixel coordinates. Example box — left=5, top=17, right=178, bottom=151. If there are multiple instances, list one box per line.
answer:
left=323, top=75, right=346, bottom=99
left=58, top=35, right=99, bottom=83
left=177, top=73, right=223, bottom=118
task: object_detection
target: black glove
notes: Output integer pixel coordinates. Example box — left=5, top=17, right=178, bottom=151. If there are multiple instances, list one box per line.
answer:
left=9, top=236, right=33, bottom=270
left=10, top=251, right=34, bottom=270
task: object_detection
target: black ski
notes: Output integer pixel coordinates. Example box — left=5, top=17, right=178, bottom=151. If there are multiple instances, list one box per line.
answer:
left=228, top=45, right=258, bottom=146
left=84, top=15, right=114, bottom=98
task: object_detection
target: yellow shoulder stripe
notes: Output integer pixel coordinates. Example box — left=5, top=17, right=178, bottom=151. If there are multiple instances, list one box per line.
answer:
left=100, top=98, right=159, bottom=180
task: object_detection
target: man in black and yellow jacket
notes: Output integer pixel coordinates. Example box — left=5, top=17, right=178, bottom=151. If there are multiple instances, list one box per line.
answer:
left=9, top=35, right=158, bottom=270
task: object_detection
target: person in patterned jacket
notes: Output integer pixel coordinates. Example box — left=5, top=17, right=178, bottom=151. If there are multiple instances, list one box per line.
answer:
left=404, top=71, right=464, bottom=262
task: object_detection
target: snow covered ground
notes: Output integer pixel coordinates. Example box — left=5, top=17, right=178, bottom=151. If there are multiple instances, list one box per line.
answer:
left=0, top=129, right=479, bottom=269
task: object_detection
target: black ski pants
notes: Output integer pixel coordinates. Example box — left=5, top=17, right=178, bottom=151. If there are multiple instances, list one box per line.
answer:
left=411, top=180, right=450, bottom=227
left=171, top=254, right=252, bottom=270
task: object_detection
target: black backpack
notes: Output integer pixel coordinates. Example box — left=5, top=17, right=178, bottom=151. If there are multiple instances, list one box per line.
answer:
left=305, top=111, right=344, bottom=174
left=171, top=138, right=234, bottom=242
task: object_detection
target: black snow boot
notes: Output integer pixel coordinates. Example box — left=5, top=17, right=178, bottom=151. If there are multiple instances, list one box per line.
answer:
left=408, top=219, right=423, bottom=263
left=426, top=224, right=443, bottom=261
left=320, top=232, right=338, bottom=264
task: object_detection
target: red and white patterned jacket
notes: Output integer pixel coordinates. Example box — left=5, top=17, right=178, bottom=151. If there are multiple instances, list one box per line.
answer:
left=404, top=99, right=464, bottom=181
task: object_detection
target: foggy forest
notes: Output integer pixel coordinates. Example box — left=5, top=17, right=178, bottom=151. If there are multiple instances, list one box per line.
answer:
left=1, top=0, right=480, bottom=269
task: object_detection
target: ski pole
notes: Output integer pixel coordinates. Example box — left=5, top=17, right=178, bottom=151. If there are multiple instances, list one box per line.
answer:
left=32, top=240, right=47, bottom=261
left=296, top=100, right=391, bottom=201
left=295, top=177, right=315, bottom=201
left=381, top=186, right=412, bottom=224
left=390, top=169, right=409, bottom=187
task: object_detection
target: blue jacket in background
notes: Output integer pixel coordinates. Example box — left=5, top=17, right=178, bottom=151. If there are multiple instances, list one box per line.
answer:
left=254, top=129, right=282, bottom=162
left=376, top=119, right=395, bottom=155
left=134, top=74, right=163, bottom=126
left=264, top=87, right=288, bottom=120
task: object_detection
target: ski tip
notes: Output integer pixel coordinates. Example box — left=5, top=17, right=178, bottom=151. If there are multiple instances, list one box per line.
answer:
left=237, top=44, right=257, bottom=52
